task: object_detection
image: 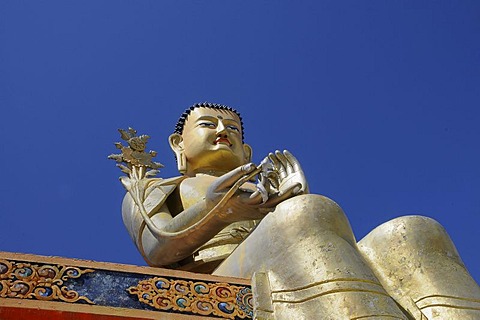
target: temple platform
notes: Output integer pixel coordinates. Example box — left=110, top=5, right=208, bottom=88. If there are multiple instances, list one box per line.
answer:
left=0, top=251, right=253, bottom=320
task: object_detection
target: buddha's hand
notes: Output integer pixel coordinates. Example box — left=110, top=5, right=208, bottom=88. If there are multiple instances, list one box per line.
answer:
left=119, top=166, right=151, bottom=206
left=206, top=163, right=273, bottom=221
left=262, top=150, right=309, bottom=203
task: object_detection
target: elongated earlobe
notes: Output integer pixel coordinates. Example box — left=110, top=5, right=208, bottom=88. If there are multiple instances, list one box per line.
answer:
left=243, top=144, right=253, bottom=163
left=169, top=133, right=187, bottom=174
left=176, top=152, right=187, bottom=174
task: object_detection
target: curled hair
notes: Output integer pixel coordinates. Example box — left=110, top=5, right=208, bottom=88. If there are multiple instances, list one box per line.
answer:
left=174, top=102, right=245, bottom=142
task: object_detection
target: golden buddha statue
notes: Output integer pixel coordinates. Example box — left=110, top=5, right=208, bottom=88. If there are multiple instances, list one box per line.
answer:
left=116, top=102, right=480, bottom=319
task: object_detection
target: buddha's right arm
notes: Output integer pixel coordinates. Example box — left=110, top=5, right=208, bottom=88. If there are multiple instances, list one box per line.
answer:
left=121, top=164, right=268, bottom=266
left=122, top=186, right=260, bottom=266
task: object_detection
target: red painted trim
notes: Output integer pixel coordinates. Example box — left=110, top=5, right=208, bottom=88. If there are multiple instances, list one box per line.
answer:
left=0, top=307, right=151, bottom=320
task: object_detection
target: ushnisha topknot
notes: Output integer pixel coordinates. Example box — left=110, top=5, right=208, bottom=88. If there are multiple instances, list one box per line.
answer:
left=174, top=102, right=245, bottom=142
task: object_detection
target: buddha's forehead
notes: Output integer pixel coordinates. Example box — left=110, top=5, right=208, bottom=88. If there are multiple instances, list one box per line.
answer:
left=185, top=107, right=242, bottom=126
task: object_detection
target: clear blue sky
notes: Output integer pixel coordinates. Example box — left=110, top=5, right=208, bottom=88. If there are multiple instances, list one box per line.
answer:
left=1, top=1, right=479, bottom=282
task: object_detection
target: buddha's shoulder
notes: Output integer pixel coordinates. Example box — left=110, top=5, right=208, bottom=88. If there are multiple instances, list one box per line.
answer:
left=126, top=176, right=186, bottom=213
left=147, top=175, right=186, bottom=187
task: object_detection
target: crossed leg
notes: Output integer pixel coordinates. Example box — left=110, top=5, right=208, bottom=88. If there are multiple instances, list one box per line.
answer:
left=214, top=194, right=409, bottom=319
left=358, top=216, right=480, bottom=320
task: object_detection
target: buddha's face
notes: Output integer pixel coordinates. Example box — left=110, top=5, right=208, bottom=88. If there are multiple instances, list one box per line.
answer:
left=170, top=107, right=252, bottom=175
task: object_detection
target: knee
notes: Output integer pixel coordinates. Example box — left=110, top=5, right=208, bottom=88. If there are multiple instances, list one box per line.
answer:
left=273, top=194, right=356, bottom=245
left=359, top=216, right=460, bottom=259
left=275, top=194, right=346, bottom=226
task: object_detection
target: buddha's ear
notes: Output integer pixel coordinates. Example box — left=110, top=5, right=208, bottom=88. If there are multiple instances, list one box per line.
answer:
left=169, top=133, right=184, bottom=152
left=169, top=133, right=187, bottom=174
left=243, top=143, right=253, bottom=163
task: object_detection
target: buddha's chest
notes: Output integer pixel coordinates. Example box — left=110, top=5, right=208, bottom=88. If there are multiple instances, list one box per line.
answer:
left=178, top=175, right=216, bottom=210
left=178, top=174, right=257, bottom=210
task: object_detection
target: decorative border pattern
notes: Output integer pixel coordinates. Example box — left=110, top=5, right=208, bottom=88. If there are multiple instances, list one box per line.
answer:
left=128, top=277, right=253, bottom=319
left=0, top=259, right=94, bottom=304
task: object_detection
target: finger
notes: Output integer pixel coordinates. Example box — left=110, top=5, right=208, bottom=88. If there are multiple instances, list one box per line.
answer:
left=264, top=170, right=279, bottom=189
left=269, top=152, right=287, bottom=179
left=268, top=175, right=279, bottom=189
left=256, top=182, right=269, bottom=203
left=258, top=175, right=271, bottom=194
left=243, top=190, right=263, bottom=205
left=268, top=152, right=281, bottom=169
left=132, top=166, right=139, bottom=180
left=260, top=183, right=301, bottom=208
left=260, top=156, right=271, bottom=168
left=139, top=166, right=145, bottom=178
left=119, top=176, right=131, bottom=188
left=211, top=163, right=257, bottom=191
left=276, top=150, right=293, bottom=175
left=284, top=150, right=301, bottom=171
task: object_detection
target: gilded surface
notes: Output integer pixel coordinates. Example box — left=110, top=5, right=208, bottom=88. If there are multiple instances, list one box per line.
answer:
left=112, top=102, right=480, bottom=319
left=0, top=259, right=94, bottom=304
left=127, top=277, right=253, bottom=319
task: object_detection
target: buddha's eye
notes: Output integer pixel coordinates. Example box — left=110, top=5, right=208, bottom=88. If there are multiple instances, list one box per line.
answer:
left=199, top=122, right=215, bottom=128
left=227, top=125, right=240, bottom=132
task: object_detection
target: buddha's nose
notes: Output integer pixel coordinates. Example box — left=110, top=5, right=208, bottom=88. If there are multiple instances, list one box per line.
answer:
left=216, top=121, right=227, bottom=134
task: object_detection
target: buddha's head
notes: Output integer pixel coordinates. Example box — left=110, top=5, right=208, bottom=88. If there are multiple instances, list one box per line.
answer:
left=169, top=102, right=252, bottom=176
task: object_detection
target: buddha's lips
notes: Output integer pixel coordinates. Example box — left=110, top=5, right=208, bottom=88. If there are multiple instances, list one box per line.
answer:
left=214, top=137, right=232, bottom=146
